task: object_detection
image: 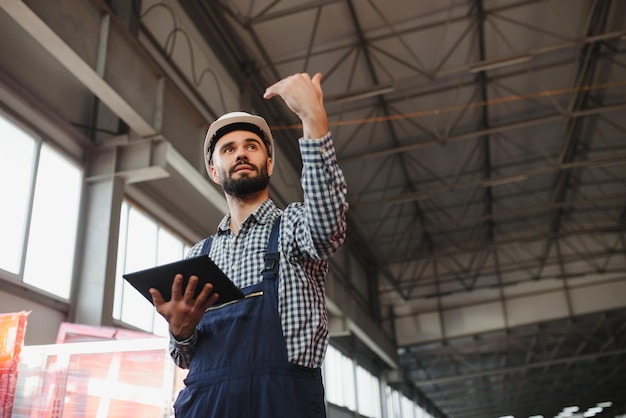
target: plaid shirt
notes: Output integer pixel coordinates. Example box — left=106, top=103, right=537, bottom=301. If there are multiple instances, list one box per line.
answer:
left=170, top=133, right=348, bottom=369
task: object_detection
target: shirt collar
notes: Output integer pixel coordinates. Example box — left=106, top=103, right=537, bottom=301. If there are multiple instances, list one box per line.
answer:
left=216, top=199, right=276, bottom=235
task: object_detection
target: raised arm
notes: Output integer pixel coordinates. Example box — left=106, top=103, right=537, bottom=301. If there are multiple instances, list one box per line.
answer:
left=264, top=72, right=348, bottom=259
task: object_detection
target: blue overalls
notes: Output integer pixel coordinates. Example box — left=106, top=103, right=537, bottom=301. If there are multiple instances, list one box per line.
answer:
left=173, top=217, right=327, bottom=417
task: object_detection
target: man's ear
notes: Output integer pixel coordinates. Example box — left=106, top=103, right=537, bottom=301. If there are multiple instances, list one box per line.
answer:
left=267, top=157, right=274, bottom=176
left=209, top=164, right=221, bottom=185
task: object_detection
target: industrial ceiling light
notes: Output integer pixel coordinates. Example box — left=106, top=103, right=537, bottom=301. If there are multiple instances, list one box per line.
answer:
left=583, top=406, right=603, bottom=417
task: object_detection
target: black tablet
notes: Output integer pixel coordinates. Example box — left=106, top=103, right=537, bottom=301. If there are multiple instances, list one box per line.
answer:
left=123, top=255, right=244, bottom=306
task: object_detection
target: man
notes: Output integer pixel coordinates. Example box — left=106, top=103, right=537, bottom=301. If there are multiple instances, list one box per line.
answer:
left=150, top=72, right=348, bottom=417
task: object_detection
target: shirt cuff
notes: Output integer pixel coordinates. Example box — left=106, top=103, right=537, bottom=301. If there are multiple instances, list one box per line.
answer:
left=170, top=329, right=197, bottom=346
left=299, top=132, right=335, bottom=164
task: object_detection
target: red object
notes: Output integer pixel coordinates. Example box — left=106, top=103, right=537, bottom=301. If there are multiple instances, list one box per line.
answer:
left=0, top=311, right=29, bottom=418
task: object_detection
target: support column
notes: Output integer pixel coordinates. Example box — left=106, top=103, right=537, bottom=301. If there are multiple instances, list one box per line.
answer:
left=70, top=138, right=168, bottom=326
left=70, top=173, right=125, bottom=326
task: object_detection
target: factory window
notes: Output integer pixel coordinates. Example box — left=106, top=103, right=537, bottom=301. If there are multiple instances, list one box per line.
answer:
left=324, top=344, right=357, bottom=411
left=356, top=364, right=382, bottom=417
left=114, top=200, right=190, bottom=334
left=0, top=113, right=82, bottom=300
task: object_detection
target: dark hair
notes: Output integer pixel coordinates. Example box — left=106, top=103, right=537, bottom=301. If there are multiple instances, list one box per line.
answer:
left=208, top=122, right=271, bottom=163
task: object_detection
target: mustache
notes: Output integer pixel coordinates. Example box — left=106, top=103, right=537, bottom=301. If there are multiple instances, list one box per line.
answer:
left=229, top=160, right=258, bottom=175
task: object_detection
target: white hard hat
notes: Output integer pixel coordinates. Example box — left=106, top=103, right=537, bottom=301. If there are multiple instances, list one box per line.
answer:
left=204, top=111, right=274, bottom=176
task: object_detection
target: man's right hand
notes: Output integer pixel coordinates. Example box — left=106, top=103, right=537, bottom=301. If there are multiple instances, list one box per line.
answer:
left=263, top=72, right=329, bottom=140
left=150, top=274, right=220, bottom=340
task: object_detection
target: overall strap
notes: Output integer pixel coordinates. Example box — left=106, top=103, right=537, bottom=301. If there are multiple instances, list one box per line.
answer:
left=200, top=235, right=213, bottom=255
left=262, top=216, right=282, bottom=277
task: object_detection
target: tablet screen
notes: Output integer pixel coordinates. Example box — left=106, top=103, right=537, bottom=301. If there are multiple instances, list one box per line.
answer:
left=123, top=255, right=244, bottom=305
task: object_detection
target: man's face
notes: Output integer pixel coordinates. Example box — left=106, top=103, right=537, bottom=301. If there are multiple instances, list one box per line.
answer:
left=209, top=130, right=272, bottom=198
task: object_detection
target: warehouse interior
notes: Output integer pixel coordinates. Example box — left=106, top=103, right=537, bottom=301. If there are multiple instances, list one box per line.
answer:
left=1, top=0, right=625, bottom=417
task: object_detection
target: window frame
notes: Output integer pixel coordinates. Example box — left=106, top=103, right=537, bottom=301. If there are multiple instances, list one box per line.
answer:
left=112, top=198, right=193, bottom=335
left=0, top=111, right=84, bottom=306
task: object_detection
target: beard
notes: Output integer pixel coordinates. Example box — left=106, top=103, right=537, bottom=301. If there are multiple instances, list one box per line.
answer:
left=219, top=161, right=270, bottom=198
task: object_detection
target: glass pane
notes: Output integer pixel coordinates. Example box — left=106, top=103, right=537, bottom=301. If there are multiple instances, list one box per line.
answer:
left=120, top=207, right=158, bottom=330
left=341, top=355, right=356, bottom=410
left=152, top=312, right=169, bottom=337
left=323, top=345, right=357, bottom=410
left=157, top=228, right=184, bottom=264
left=401, top=395, right=414, bottom=418
left=0, top=116, right=36, bottom=274
left=153, top=228, right=184, bottom=336
left=114, top=202, right=191, bottom=334
left=113, top=202, right=130, bottom=321
left=121, top=280, right=155, bottom=330
left=323, top=345, right=342, bottom=406
left=386, top=386, right=402, bottom=418
left=23, top=144, right=82, bottom=299
left=357, top=365, right=381, bottom=418
left=124, top=207, right=158, bottom=273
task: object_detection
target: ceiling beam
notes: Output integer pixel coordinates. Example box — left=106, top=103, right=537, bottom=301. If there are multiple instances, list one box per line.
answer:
left=246, top=0, right=343, bottom=24
left=340, top=102, right=626, bottom=164
left=413, top=347, right=626, bottom=386
left=382, top=150, right=626, bottom=205
left=381, top=240, right=626, bottom=290
left=468, top=0, right=497, bottom=294
left=322, top=32, right=626, bottom=105
left=357, top=185, right=623, bottom=241
left=536, top=0, right=613, bottom=280
left=343, top=0, right=430, bottom=301
left=1, top=0, right=156, bottom=136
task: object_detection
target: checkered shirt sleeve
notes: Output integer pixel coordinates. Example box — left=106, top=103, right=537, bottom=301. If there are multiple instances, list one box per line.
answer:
left=169, top=132, right=348, bottom=369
